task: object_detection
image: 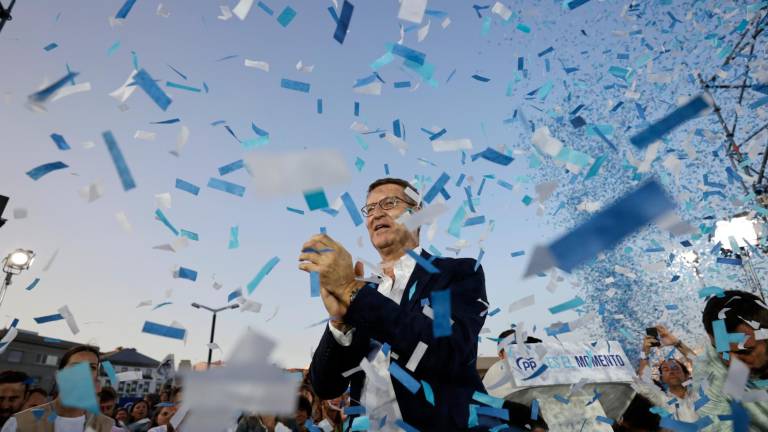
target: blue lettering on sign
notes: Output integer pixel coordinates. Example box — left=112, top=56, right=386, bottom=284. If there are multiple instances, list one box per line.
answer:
left=515, top=357, right=537, bottom=372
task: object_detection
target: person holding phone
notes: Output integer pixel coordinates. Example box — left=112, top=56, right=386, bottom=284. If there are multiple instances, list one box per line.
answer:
left=634, top=325, right=698, bottom=422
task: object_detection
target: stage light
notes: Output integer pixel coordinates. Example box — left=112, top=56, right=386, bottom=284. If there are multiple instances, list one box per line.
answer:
left=712, top=216, right=759, bottom=252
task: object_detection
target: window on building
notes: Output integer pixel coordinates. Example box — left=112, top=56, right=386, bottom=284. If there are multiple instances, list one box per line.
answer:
left=7, top=350, right=23, bottom=363
left=45, top=355, right=58, bottom=366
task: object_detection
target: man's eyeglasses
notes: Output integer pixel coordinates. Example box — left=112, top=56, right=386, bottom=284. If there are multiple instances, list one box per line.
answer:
left=361, top=196, right=417, bottom=217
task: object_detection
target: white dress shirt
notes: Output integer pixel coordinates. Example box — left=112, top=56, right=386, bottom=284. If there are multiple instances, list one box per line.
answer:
left=327, top=247, right=421, bottom=430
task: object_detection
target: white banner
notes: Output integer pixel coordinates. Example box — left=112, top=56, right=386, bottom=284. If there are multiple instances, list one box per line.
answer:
left=508, top=340, right=635, bottom=387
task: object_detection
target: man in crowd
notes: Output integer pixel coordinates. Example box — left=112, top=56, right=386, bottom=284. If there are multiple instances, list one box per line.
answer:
left=0, top=371, right=28, bottom=427
left=2, top=345, right=117, bottom=432
left=301, top=178, right=491, bottom=430
left=696, top=290, right=768, bottom=429
left=20, top=389, right=47, bottom=411
left=99, top=387, right=118, bottom=418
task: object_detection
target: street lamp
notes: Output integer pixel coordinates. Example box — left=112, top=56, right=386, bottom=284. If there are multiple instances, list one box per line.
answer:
left=190, top=302, right=239, bottom=369
left=712, top=214, right=764, bottom=300
left=1, top=248, right=35, bottom=306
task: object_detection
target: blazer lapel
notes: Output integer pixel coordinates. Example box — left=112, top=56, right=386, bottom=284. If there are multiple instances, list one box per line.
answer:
left=399, top=249, right=441, bottom=310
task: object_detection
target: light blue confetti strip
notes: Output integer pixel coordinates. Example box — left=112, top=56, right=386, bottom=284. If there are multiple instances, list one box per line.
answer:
left=26, top=161, right=69, bottom=180
left=431, top=289, right=452, bottom=337
left=317, top=98, right=323, bottom=114
left=406, top=249, right=439, bottom=273
left=354, top=157, right=365, bottom=172
left=276, top=6, right=297, bottom=27
left=175, top=178, right=200, bottom=195
left=287, top=207, right=305, bottom=215
left=57, top=362, right=99, bottom=413
left=102, top=361, right=118, bottom=387
left=547, top=180, right=675, bottom=272
left=281, top=79, right=311, bottom=93
left=389, top=362, right=421, bottom=393
left=303, top=188, right=329, bottom=211
left=166, top=81, right=202, bottom=93
left=510, top=250, right=525, bottom=257
left=218, top=159, right=245, bottom=176
left=310, top=272, right=320, bottom=297
left=115, top=0, right=137, bottom=19
left=229, top=226, right=240, bottom=249
left=132, top=69, right=172, bottom=111
left=142, top=321, right=186, bottom=340
left=423, top=172, right=451, bottom=204
left=103, top=131, right=137, bottom=191
left=34, top=314, right=64, bottom=324
left=408, top=282, right=417, bottom=300
left=549, top=296, right=585, bottom=314
left=421, top=380, right=435, bottom=405
left=473, top=391, right=504, bottom=409
left=154, top=209, right=179, bottom=235
left=476, top=406, right=509, bottom=421
left=180, top=229, right=199, bottom=241
left=257, top=1, right=274, bottom=15
left=227, top=288, right=242, bottom=302
left=531, top=399, right=539, bottom=419
left=246, top=256, right=280, bottom=294
left=43, top=42, right=58, bottom=51
left=468, top=405, right=479, bottom=427
left=177, top=267, right=198, bottom=281
left=25, top=278, right=41, bottom=291
left=207, top=178, right=246, bottom=197
left=630, top=94, right=711, bottom=149
left=340, top=192, right=363, bottom=226
left=350, top=416, right=369, bottom=431
left=106, top=41, right=121, bottom=56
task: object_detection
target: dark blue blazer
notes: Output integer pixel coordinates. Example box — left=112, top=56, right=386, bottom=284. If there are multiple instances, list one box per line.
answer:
left=309, top=250, right=489, bottom=431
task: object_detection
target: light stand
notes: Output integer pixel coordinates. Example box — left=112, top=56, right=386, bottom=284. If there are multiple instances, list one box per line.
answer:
left=190, top=302, right=239, bottom=369
left=1, top=249, right=35, bottom=307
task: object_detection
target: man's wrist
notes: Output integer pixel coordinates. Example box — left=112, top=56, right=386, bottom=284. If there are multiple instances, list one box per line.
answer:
left=342, top=281, right=365, bottom=308
left=330, top=320, right=351, bottom=333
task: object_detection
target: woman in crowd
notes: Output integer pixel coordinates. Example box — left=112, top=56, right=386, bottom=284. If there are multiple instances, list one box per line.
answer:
left=127, top=400, right=152, bottom=432
left=147, top=404, right=176, bottom=432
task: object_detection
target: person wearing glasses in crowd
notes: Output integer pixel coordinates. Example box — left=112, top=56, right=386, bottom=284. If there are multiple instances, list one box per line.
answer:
left=301, top=178, right=493, bottom=430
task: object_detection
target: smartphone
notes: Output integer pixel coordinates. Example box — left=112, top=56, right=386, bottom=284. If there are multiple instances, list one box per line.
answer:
left=646, top=327, right=660, bottom=347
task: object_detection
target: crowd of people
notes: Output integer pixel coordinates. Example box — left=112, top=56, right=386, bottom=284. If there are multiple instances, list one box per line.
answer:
left=2, top=288, right=768, bottom=430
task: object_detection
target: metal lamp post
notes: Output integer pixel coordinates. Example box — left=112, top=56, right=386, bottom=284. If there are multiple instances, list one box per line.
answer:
left=190, top=302, right=239, bottom=369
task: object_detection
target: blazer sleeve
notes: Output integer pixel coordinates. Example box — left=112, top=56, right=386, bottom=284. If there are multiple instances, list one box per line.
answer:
left=309, top=324, right=370, bottom=400
left=343, top=259, right=487, bottom=381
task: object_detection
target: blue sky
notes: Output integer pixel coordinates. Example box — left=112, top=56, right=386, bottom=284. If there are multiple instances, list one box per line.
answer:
left=1, top=0, right=765, bottom=368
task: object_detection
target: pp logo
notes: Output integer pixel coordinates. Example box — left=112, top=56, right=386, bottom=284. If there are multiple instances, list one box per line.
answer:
left=515, top=357, right=537, bottom=372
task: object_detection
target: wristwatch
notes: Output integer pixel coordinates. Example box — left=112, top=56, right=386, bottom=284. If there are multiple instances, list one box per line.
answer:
left=348, top=284, right=363, bottom=305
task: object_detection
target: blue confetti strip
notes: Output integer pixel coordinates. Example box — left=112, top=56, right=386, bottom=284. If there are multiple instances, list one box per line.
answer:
left=420, top=380, right=435, bottom=405
left=26, top=278, right=41, bottom=291
left=423, top=172, right=451, bottom=204
left=43, top=42, right=59, bottom=51
left=389, top=362, right=421, bottom=393
left=177, top=267, right=198, bottom=282
left=175, top=178, right=200, bottom=196
left=510, top=250, right=525, bottom=257
left=333, top=0, right=354, bottom=44
left=391, top=44, right=426, bottom=65
left=152, top=118, right=180, bottom=124
left=227, top=288, right=242, bottom=303
left=549, top=296, right=585, bottom=314
left=133, top=69, right=173, bottom=111
left=218, top=159, right=245, bottom=176
left=281, top=79, right=311, bottom=93
left=115, top=0, right=137, bottom=19
left=630, top=94, right=711, bottom=149
left=247, top=256, right=280, bottom=294
left=531, top=399, right=539, bottom=419
left=229, top=226, right=240, bottom=249
left=431, top=289, right=452, bottom=337
left=476, top=407, right=509, bottom=421
left=471, top=147, right=514, bottom=166
left=26, top=162, right=69, bottom=181
left=154, top=209, right=179, bottom=236
left=28, top=71, right=79, bottom=104
left=287, top=207, right=305, bottom=215
left=103, top=131, right=137, bottom=191
left=207, top=178, right=246, bottom=197
left=152, top=302, right=172, bottom=311
left=257, top=1, right=274, bottom=15
left=473, top=391, right=504, bottom=409
left=276, top=6, right=297, bottom=27
left=142, top=321, right=186, bottom=340
left=340, top=192, right=363, bottom=226
left=406, top=249, right=440, bottom=273
left=310, top=272, right=320, bottom=297
left=596, top=416, right=615, bottom=425
left=567, top=0, right=592, bottom=9
left=471, top=74, right=491, bottom=82
left=548, top=180, right=675, bottom=272
left=166, top=81, right=201, bottom=93
left=34, top=314, right=64, bottom=324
